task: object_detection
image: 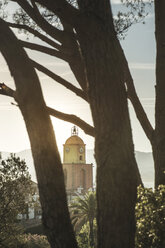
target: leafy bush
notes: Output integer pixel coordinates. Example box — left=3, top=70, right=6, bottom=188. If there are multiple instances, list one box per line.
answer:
left=0, top=154, right=33, bottom=246
left=17, top=234, right=50, bottom=248
left=75, top=186, right=165, bottom=248
left=135, top=185, right=165, bottom=248
left=76, top=220, right=97, bottom=248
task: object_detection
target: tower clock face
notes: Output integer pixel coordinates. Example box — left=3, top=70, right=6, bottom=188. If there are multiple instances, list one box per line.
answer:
left=65, top=147, right=70, bottom=152
left=79, top=147, right=84, bottom=153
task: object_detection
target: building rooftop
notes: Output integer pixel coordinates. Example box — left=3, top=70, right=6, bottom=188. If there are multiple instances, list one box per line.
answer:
left=65, top=135, right=84, bottom=145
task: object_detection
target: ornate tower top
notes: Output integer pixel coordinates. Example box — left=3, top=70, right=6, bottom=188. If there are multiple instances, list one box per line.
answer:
left=71, top=126, right=78, bottom=136
left=63, top=126, right=86, bottom=164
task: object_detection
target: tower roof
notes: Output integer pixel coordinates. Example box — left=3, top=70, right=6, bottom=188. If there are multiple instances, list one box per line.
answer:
left=65, top=135, right=84, bottom=145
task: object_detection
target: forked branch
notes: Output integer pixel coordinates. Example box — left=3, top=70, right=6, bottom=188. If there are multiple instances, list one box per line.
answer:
left=36, top=0, right=80, bottom=26
left=7, top=21, right=61, bottom=50
left=14, top=0, right=64, bottom=42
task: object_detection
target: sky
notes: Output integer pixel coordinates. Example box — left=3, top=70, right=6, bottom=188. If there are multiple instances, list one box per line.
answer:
left=0, top=1, right=155, bottom=155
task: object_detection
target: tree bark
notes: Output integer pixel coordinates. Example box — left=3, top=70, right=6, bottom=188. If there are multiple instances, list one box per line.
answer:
left=89, top=220, right=94, bottom=248
left=75, top=1, right=139, bottom=247
left=0, top=18, right=77, bottom=248
left=154, top=0, right=165, bottom=187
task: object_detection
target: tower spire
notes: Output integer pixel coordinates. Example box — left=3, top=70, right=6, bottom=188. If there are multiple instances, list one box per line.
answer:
left=71, top=126, right=78, bottom=136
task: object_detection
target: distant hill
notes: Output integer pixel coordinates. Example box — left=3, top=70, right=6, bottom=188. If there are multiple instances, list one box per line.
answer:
left=135, top=151, right=154, bottom=187
left=1, top=149, right=154, bottom=187
left=86, top=149, right=154, bottom=188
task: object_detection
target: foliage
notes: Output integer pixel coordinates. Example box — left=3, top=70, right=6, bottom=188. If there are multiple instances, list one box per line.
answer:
left=0, top=154, right=33, bottom=247
left=70, top=192, right=96, bottom=247
left=75, top=187, right=165, bottom=248
left=76, top=220, right=97, bottom=248
left=1, top=0, right=153, bottom=39
left=70, top=192, right=96, bottom=232
left=135, top=185, right=165, bottom=248
left=16, top=234, right=50, bottom=248
left=113, top=0, right=153, bottom=39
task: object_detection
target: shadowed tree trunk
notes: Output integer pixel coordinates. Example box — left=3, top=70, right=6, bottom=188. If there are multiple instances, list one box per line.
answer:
left=74, top=1, right=139, bottom=247
left=153, top=0, right=165, bottom=187
left=0, top=18, right=77, bottom=248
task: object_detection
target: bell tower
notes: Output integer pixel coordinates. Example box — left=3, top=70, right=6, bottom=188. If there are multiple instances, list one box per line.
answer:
left=63, top=126, right=86, bottom=164
left=62, top=126, right=93, bottom=197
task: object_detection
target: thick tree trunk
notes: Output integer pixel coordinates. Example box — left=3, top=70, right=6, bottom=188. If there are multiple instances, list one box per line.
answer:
left=154, top=0, right=165, bottom=187
left=90, top=49, right=137, bottom=247
left=75, top=2, right=139, bottom=247
left=0, top=19, right=77, bottom=248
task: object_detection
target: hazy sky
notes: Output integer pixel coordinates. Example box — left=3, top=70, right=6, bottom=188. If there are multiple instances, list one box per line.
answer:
left=0, top=1, right=155, bottom=155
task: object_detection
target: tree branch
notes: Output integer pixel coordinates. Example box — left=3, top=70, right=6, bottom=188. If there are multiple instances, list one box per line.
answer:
left=31, top=59, right=88, bottom=101
left=60, top=19, right=88, bottom=92
left=125, top=67, right=154, bottom=142
left=14, top=0, right=64, bottom=42
left=6, top=21, right=61, bottom=50
left=35, top=0, right=80, bottom=27
left=115, top=39, right=154, bottom=143
left=0, top=83, right=15, bottom=98
left=48, top=107, right=95, bottom=137
left=19, top=40, right=66, bottom=60
left=0, top=83, right=94, bottom=136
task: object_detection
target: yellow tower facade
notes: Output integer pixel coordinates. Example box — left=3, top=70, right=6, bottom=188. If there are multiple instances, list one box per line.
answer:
left=62, top=126, right=93, bottom=196
left=63, top=127, right=86, bottom=164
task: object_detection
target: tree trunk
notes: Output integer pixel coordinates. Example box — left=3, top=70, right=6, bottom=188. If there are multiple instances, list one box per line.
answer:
left=0, top=19, right=77, bottom=248
left=89, top=220, right=94, bottom=248
left=154, top=0, right=165, bottom=187
left=75, top=1, right=139, bottom=247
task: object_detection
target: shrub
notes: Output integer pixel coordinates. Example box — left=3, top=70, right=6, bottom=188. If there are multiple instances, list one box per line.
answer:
left=17, top=234, right=50, bottom=248
left=76, top=220, right=97, bottom=248
left=135, top=185, right=165, bottom=248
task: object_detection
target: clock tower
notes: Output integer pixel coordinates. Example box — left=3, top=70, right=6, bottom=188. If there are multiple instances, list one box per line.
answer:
left=62, top=126, right=93, bottom=196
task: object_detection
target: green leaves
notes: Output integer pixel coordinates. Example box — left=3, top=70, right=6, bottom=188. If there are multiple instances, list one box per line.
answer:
left=70, top=192, right=96, bottom=231
left=0, top=154, right=33, bottom=247
left=70, top=192, right=96, bottom=247
left=135, top=185, right=165, bottom=248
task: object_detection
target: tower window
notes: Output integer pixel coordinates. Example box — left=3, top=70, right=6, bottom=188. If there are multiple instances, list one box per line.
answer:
left=79, top=155, right=82, bottom=161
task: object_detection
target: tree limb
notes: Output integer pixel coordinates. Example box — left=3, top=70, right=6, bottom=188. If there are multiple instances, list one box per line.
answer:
left=35, top=0, right=80, bottom=27
left=0, top=83, right=15, bottom=98
left=0, top=83, right=93, bottom=136
left=60, top=19, right=88, bottom=92
left=125, top=66, right=154, bottom=142
left=6, top=21, right=61, bottom=50
left=19, top=40, right=66, bottom=60
left=115, top=39, right=154, bottom=143
left=48, top=107, right=95, bottom=137
left=31, top=59, right=88, bottom=101
left=13, top=0, right=64, bottom=42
